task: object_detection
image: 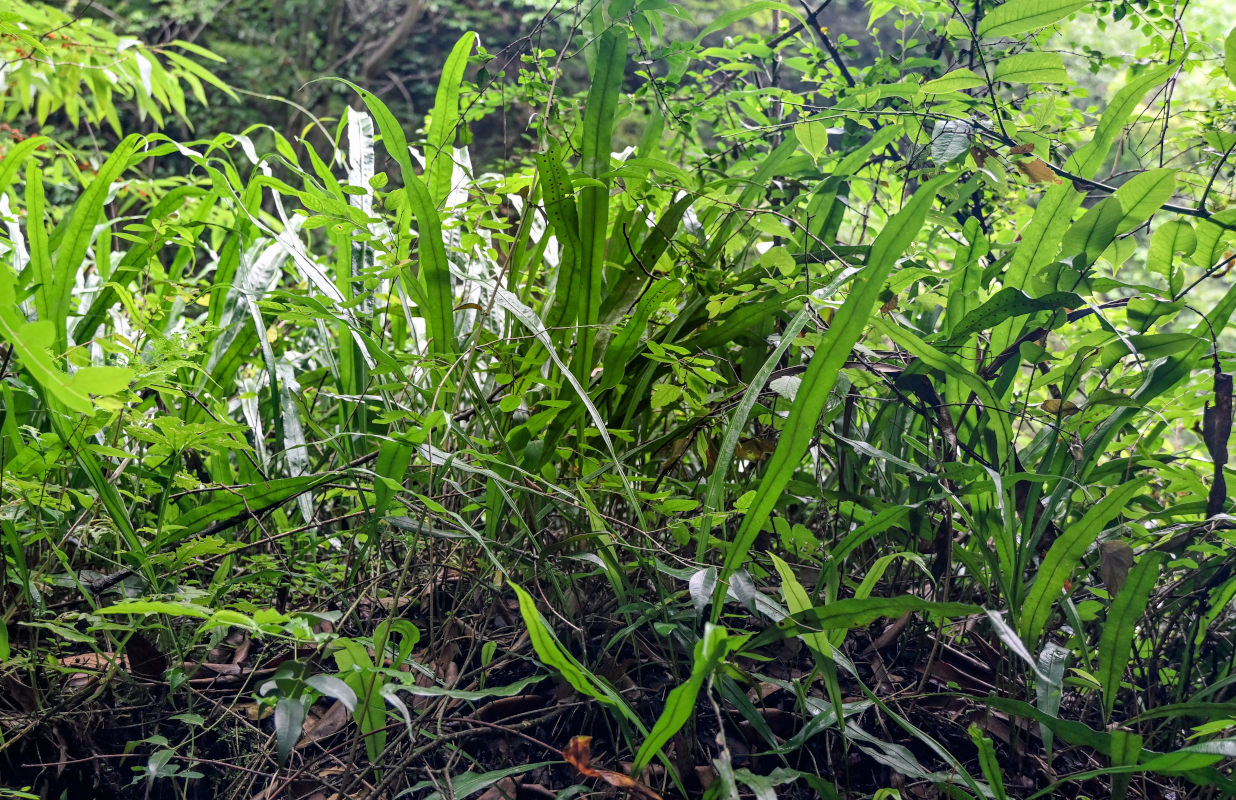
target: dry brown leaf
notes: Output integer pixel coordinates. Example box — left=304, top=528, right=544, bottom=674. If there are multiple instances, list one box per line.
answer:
left=1099, top=540, right=1136, bottom=597
left=1016, top=157, right=1061, bottom=184
left=476, top=778, right=519, bottom=800
left=564, top=736, right=663, bottom=800
left=1008, top=142, right=1035, bottom=154
left=298, top=699, right=351, bottom=747
left=235, top=701, right=274, bottom=722
left=124, top=633, right=167, bottom=681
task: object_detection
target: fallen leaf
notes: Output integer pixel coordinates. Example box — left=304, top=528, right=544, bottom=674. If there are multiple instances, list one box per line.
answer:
left=477, top=778, right=519, bottom=800
left=564, top=736, right=664, bottom=800
left=124, top=633, right=167, bottom=681
left=298, top=699, right=351, bottom=746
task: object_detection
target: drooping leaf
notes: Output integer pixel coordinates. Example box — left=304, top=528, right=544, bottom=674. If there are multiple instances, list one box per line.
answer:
left=742, top=596, right=980, bottom=652
left=931, top=119, right=974, bottom=163
left=794, top=120, right=830, bottom=160
left=1112, top=168, right=1177, bottom=233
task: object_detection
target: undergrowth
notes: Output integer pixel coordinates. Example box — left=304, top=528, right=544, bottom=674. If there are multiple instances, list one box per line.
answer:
left=3, top=0, right=1236, bottom=797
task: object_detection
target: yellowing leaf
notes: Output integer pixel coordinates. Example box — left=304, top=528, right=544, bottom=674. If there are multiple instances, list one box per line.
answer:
left=1016, top=157, right=1061, bottom=183
left=1041, top=398, right=1079, bottom=416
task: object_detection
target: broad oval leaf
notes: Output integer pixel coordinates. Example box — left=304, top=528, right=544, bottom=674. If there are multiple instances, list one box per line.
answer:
left=977, top=0, right=1088, bottom=38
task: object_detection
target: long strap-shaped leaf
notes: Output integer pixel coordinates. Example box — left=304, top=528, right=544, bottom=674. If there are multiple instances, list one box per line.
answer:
left=50, top=134, right=143, bottom=352
left=710, top=174, right=952, bottom=618
left=574, top=26, right=626, bottom=384
left=426, top=32, right=476, bottom=208
left=1019, top=477, right=1148, bottom=644
left=1099, top=551, right=1165, bottom=722
left=344, top=81, right=457, bottom=360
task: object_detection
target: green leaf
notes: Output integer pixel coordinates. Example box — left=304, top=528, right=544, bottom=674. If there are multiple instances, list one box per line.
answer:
left=632, top=623, right=729, bottom=771
left=1226, top=26, right=1236, bottom=88
left=1193, top=209, right=1236, bottom=269
left=0, top=136, right=50, bottom=197
left=574, top=26, right=628, bottom=385
left=1061, top=196, right=1124, bottom=266
left=168, top=474, right=336, bottom=540
left=694, top=1, right=805, bottom=42
left=713, top=173, right=954, bottom=617
left=0, top=270, right=92, bottom=414
left=343, top=82, right=457, bottom=359
left=70, top=366, right=134, bottom=396
left=977, top=0, right=1088, bottom=38
left=1099, top=552, right=1165, bottom=722
left=1020, top=478, right=1148, bottom=645
left=96, top=600, right=211, bottom=617
left=1148, top=219, right=1196, bottom=277
left=305, top=675, right=357, bottom=711
left=273, top=696, right=307, bottom=767
left=794, top=120, right=829, bottom=160
left=51, top=135, right=142, bottom=353
left=771, top=552, right=847, bottom=726
left=1068, top=58, right=1183, bottom=180
left=992, top=52, right=1071, bottom=84
left=509, top=581, right=641, bottom=726
left=650, top=382, right=682, bottom=409
left=742, top=596, right=981, bottom=652
left=416, top=764, right=557, bottom=800
left=426, top=32, right=477, bottom=207
left=390, top=674, right=546, bottom=701
left=921, top=68, right=986, bottom=93
left=969, top=724, right=1010, bottom=800
left=947, top=288, right=1083, bottom=343
left=374, top=438, right=414, bottom=518
left=1112, top=169, right=1176, bottom=233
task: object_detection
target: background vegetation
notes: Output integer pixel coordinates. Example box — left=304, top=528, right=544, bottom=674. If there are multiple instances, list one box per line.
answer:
left=2, top=0, right=1236, bottom=798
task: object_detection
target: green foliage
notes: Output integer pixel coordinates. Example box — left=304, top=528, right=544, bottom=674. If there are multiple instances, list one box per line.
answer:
left=4, top=0, right=1236, bottom=797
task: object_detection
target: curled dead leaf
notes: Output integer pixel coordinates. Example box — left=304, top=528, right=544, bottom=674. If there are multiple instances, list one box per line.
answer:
left=1008, top=142, right=1035, bottom=155
left=564, top=736, right=663, bottom=800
